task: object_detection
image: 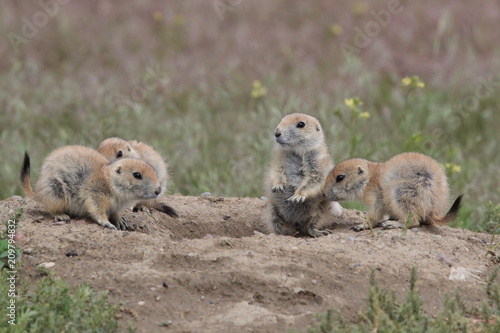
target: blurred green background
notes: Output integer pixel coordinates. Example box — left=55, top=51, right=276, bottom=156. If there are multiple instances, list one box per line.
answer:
left=1, top=0, right=498, bottom=230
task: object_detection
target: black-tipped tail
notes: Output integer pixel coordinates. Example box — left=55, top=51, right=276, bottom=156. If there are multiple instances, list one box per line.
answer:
left=435, top=194, right=463, bottom=225
left=159, top=203, right=179, bottom=218
left=20, top=152, right=34, bottom=197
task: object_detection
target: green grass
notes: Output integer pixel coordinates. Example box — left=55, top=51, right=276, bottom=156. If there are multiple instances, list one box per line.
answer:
left=0, top=271, right=119, bottom=333
left=304, top=267, right=500, bottom=333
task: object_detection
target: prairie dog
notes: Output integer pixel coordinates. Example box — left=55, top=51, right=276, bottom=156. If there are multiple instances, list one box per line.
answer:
left=21, top=146, right=162, bottom=230
left=98, top=137, right=178, bottom=217
left=323, top=152, right=463, bottom=231
left=264, top=113, right=343, bottom=237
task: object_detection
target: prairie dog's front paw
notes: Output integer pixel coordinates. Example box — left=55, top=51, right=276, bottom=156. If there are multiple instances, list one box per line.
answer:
left=309, top=228, right=333, bottom=237
left=351, top=224, right=368, bottom=232
left=287, top=193, right=307, bottom=203
left=272, top=184, right=285, bottom=193
left=54, top=214, right=70, bottom=223
left=97, top=220, right=118, bottom=230
left=133, top=204, right=151, bottom=214
left=115, top=217, right=129, bottom=231
left=380, top=220, right=405, bottom=229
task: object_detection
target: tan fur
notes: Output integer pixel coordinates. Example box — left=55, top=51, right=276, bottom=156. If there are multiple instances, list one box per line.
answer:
left=264, top=113, right=343, bottom=237
left=20, top=146, right=161, bottom=230
left=323, top=152, right=463, bottom=231
left=97, top=138, right=178, bottom=217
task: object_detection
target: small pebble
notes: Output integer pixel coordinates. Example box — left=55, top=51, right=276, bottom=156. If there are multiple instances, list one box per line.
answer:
left=66, top=251, right=78, bottom=257
left=138, top=301, right=145, bottom=306
left=23, top=248, right=33, bottom=255
left=311, top=279, right=317, bottom=285
left=411, top=228, right=420, bottom=233
left=376, top=267, right=382, bottom=271
left=260, top=196, right=268, bottom=201
left=151, top=287, right=157, bottom=291
left=156, top=296, right=161, bottom=301
left=347, top=237, right=355, bottom=242
left=162, top=282, right=169, bottom=289
left=160, top=320, right=172, bottom=327
left=436, top=254, right=453, bottom=266
left=201, top=295, right=205, bottom=300
left=201, top=192, right=212, bottom=196
left=209, top=301, right=214, bottom=305
left=354, top=263, right=361, bottom=268
left=39, top=262, right=55, bottom=269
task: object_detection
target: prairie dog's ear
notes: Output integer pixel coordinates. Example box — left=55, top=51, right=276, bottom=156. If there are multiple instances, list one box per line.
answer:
left=357, top=166, right=364, bottom=175
left=316, top=124, right=320, bottom=131
left=116, top=166, right=122, bottom=174
left=127, top=144, right=132, bottom=152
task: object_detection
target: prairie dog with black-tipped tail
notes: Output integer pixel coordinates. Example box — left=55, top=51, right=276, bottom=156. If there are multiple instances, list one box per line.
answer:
left=98, top=137, right=178, bottom=217
left=21, top=146, right=161, bottom=230
left=264, top=113, right=343, bottom=238
left=323, top=152, right=463, bottom=231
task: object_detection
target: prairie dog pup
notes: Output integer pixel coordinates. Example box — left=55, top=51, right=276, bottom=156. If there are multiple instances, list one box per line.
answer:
left=265, top=113, right=343, bottom=237
left=21, top=146, right=161, bottom=230
left=98, top=137, right=178, bottom=217
left=323, top=152, right=463, bottom=231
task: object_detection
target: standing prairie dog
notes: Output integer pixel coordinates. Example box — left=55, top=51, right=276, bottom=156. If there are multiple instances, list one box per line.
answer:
left=97, top=138, right=178, bottom=217
left=21, top=146, right=161, bottom=230
left=323, top=152, right=463, bottom=231
left=265, top=113, right=343, bottom=237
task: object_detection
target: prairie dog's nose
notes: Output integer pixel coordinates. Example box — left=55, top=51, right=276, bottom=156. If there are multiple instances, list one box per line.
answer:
left=155, top=187, right=161, bottom=196
left=275, top=130, right=281, bottom=137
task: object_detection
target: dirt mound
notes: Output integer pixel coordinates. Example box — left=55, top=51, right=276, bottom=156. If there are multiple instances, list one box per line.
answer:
left=1, top=195, right=496, bottom=332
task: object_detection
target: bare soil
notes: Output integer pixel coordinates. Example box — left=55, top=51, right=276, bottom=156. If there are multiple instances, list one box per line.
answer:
left=1, top=195, right=497, bottom=333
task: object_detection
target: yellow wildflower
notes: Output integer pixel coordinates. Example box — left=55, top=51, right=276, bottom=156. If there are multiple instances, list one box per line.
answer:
left=359, top=112, right=371, bottom=119
left=153, top=11, right=163, bottom=21
left=344, top=98, right=355, bottom=109
left=443, top=163, right=461, bottom=174
left=401, top=75, right=425, bottom=89
left=329, top=24, right=343, bottom=36
left=251, top=80, right=267, bottom=99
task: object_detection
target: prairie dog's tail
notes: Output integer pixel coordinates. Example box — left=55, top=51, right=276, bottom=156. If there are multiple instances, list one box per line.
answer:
left=433, top=194, right=463, bottom=225
left=20, top=152, right=34, bottom=197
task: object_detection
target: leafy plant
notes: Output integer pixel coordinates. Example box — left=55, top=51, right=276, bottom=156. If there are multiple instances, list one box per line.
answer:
left=484, top=201, right=500, bottom=257
left=0, top=271, right=119, bottom=333
left=305, top=267, right=500, bottom=333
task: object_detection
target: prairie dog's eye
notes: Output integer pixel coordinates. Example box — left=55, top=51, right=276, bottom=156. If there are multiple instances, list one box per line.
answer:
left=297, top=122, right=306, bottom=128
left=133, top=172, right=142, bottom=180
left=336, top=175, right=345, bottom=183
left=116, top=151, right=123, bottom=158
